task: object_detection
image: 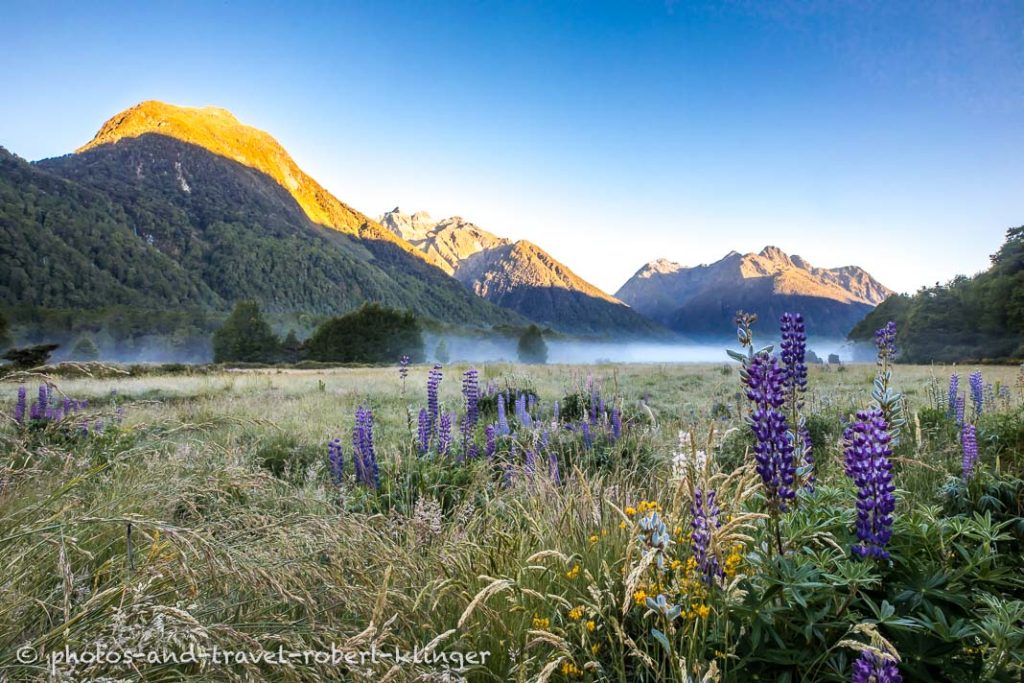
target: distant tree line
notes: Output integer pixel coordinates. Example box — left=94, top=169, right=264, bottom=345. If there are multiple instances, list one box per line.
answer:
left=850, top=226, right=1024, bottom=363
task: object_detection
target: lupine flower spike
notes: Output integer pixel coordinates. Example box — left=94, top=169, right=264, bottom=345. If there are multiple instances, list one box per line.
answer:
left=843, top=409, right=896, bottom=560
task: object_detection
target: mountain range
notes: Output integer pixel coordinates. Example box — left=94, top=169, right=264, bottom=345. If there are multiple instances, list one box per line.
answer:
left=379, top=209, right=664, bottom=334
left=1, top=100, right=893, bottom=340
left=616, top=247, right=892, bottom=337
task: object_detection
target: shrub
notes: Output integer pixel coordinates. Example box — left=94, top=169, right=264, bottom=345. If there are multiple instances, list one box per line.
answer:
left=212, top=301, right=281, bottom=363
left=517, top=325, right=548, bottom=364
left=305, top=304, right=424, bottom=364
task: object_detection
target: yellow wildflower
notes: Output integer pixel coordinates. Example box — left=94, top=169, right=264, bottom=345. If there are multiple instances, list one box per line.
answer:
left=560, top=661, right=583, bottom=678
left=589, top=534, right=599, bottom=544
left=619, top=521, right=627, bottom=529
left=695, top=604, right=710, bottom=619
left=591, top=643, right=601, bottom=655
left=585, top=619, right=596, bottom=632
left=566, top=565, right=581, bottom=580
left=669, top=559, right=682, bottom=571
left=625, top=506, right=637, bottom=516
left=633, top=589, right=647, bottom=606
left=532, top=615, right=550, bottom=629
left=568, top=606, right=585, bottom=621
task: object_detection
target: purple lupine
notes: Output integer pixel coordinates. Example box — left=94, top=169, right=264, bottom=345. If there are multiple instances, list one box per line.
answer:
left=437, top=412, right=453, bottom=456
left=14, top=385, right=27, bottom=424
left=744, top=354, right=797, bottom=511
left=691, top=489, right=724, bottom=585
left=462, top=369, right=480, bottom=429
left=874, top=321, right=898, bottom=360
left=328, top=438, right=344, bottom=485
left=426, top=364, right=443, bottom=431
left=947, top=373, right=960, bottom=418
left=851, top=651, right=902, bottom=683
left=843, top=408, right=896, bottom=560
left=969, top=371, right=984, bottom=418
left=548, top=451, right=561, bottom=486
left=961, top=424, right=978, bottom=480
left=779, top=313, right=808, bottom=396
left=611, top=407, right=622, bottom=441
left=352, top=406, right=379, bottom=488
left=515, top=393, right=533, bottom=429
left=496, top=394, right=510, bottom=436
left=581, top=421, right=592, bottom=450
left=398, top=355, right=410, bottom=380
left=416, top=408, right=431, bottom=454
left=484, top=424, right=497, bottom=459
left=524, top=448, right=536, bottom=479
left=955, top=396, right=966, bottom=427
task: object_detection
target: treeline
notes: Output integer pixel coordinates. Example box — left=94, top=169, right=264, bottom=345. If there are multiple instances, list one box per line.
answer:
left=850, top=226, right=1024, bottom=363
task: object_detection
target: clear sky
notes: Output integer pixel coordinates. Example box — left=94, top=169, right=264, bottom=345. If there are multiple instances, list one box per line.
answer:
left=2, top=1, right=1022, bottom=295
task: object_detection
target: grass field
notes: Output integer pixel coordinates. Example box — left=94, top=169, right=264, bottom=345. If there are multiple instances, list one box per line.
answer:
left=2, top=360, right=1023, bottom=682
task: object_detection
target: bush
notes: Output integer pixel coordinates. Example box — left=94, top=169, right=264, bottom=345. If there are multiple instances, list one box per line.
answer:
left=517, top=325, right=548, bottom=364
left=305, top=304, right=424, bottom=364
left=71, top=336, right=100, bottom=361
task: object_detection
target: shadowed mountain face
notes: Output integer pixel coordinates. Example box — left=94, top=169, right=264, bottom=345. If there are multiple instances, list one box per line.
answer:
left=380, top=208, right=667, bottom=335
left=1, top=135, right=523, bottom=325
left=616, top=247, right=892, bottom=337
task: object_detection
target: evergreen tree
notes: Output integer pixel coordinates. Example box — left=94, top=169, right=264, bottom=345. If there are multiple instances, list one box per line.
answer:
left=212, top=301, right=281, bottom=363
left=71, top=336, right=100, bottom=361
left=280, top=329, right=303, bottom=363
left=305, top=304, right=424, bottom=363
left=0, top=311, right=11, bottom=351
left=3, top=343, right=59, bottom=369
left=435, top=339, right=450, bottom=364
left=517, top=325, right=548, bottom=364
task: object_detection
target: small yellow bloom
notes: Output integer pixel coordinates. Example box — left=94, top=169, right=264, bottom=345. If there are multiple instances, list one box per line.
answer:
left=560, top=661, right=583, bottom=678
left=619, top=521, right=627, bottom=529
left=532, top=615, right=550, bottom=629
left=585, top=619, right=596, bottom=632
left=601, top=529, right=608, bottom=536
left=625, top=506, right=637, bottom=516
left=633, top=589, right=647, bottom=606
left=695, top=604, right=710, bottom=619
left=568, top=606, right=585, bottom=621
left=591, top=643, right=601, bottom=655
left=669, top=559, right=682, bottom=571
left=589, top=534, right=599, bottom=544
left=566, top=565, right=581, bottom=580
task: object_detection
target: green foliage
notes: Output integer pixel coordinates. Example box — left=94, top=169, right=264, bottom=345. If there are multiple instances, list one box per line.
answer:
left=0, top=310, right=11, bottom=351
left=851, top=226, right=1024, bottom=362
left=70, top=336, right=100, bottom=361
left=305, top=303, right=424, bottom=364
left=517, top=324, right=548, bottom=364
left=211, top=301, right=281, bottom=363
left=2, top=343, right=59, bottom=369
left=434, top=338, right=450, bottom=364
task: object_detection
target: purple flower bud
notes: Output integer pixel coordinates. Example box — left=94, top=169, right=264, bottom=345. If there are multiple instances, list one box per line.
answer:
left=328, top=438, right=344, bottom=485
left=947, top=373, right=960, bottom=418
left=961, top=424, right=978, bottom=480
left=843, top=408, right=896, bottom=560
left=969, top=371, right=984, bottom=418
left=851, top=650, right=901, bottom=683
left=691, top=489, right=723, bottom=584
left=14, top=385, right=26, bottom=424
left=744, top=354, right=796, bottom=510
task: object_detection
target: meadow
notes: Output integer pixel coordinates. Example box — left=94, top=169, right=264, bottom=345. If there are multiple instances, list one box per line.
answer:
left=2, top=347, right=1023, bottom=681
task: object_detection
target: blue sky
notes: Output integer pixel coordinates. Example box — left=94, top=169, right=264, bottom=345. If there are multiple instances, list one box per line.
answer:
left=2, top=0, right=1022, bottom=294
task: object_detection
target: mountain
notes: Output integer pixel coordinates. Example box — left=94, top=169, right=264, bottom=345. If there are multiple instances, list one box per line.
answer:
left=616, top=246, right=892, bottom=337
left=379, top=208, right=666, bottom=335
left=850, top=227, right=1024, bottom=362
left=1, top=101, right=523, bottom=326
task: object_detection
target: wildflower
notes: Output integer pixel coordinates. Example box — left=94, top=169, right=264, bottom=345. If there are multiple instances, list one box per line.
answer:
left=645, top=594, right=682, bottom=620
left=843, top=409, right=896, bottom=560
left=328, top=438, right=344, bottom=485
left=851, top=650, right=902, bottom=683
left=398, top=355, right=410, bottom=382
left=694, top=604, right=710, bottom=619
left=416, top=408, right=431, bottom=454
left=874, top=321, right=898, bottom=360
left=947, top=373, right=960, bottom=418
left=723, top=547, right=743, bottom=578
left=969, top=370, right=984, bottom=418
left=437, top=412, right=453, bottom=456
left=585, top=620, right=596, bottom=632
left=531, top=615, right=549, bottom=630
left=610, top=407, right=622, bottom=441
left=581, top=421, right=592, bottom=449
left=565, top=565, right=581, bottom=580
left=462, top=369, right=479, bottom=429
left=744, top=353, right=797, bottom=510
left=549, top=451, right=561, bottom=485
left=560, top=661, right=583, bottom=678
left=691, top=489, right=724, bottom=584
left=426, top=364, right=443, bottom=431
left=625, top=506, right=637, bottom=516
left=961, top=424, right=978, bottom=480
left=955, top=395, right=966, bottom=427
left=619, top=521, right=627, bottom=529
left=638, top=511, right=672, bottom=568
left=633, top=589, right=648, bottom=606
left=779, top=312, right=808, bottom=396
left=13, top=385, right=26, bottom=424
left=568, top=606, right=584, bottom=621
left=352, top=406, right=379, bottom=488
left=589, top=534, right=599, bottom=544
left=590, top=644, right=600, bottom=655
left=484, top=424, right=497, bottom=458
left=496, top=394, right=510, bottom=435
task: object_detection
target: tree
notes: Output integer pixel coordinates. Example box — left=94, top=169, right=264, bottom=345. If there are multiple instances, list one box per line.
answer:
left=71, top=336, right=100, bottom=361
left=280, top=329, right=303, bottom=363
left=435, top=339, right=450, bottom=364
left=0, top=311, right=11, bottom=351
left=305, top=304, right=424, bottom=364
left=212, top=301, right=281, bottom=363
left=517, top=325, right=548, bottom=364
left=3, top=343, right=59, bottom=369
